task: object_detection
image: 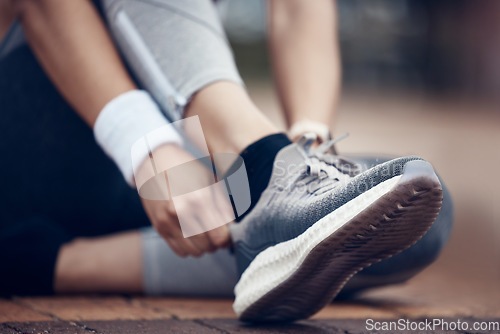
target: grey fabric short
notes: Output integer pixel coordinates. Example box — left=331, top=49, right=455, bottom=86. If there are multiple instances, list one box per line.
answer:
left=101, top=0, right=243, bottom=121
left=141, top=227, right=239, bottom=297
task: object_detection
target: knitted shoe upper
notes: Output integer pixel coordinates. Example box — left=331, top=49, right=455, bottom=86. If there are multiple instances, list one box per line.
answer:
left=230, top=137, right=423, bottom=276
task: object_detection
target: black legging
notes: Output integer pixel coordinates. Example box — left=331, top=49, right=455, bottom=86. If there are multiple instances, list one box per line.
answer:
left=0, top=46, right=150, bottom=295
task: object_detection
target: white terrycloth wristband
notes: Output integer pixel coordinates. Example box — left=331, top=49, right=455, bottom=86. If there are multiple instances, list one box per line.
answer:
left=94, top=90, right=182, bottom=187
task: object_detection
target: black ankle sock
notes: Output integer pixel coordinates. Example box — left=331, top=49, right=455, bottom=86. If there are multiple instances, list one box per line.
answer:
left=235, top=133, right=291, bottom=221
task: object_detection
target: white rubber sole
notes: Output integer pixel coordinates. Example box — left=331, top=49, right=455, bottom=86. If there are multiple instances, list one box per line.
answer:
left=233, top=160, right=443, bottom=323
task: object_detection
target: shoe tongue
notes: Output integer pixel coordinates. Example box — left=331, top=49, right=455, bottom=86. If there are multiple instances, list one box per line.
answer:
left=269, top=142, right=307, bottom=183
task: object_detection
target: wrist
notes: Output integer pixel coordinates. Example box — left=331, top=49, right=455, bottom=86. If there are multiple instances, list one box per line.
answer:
left=94, top=90, right=182, bottom=186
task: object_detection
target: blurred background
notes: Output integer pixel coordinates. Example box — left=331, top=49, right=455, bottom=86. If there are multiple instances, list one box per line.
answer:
left=221, top=0, right=500, bottom=100
left=221, top=0, right=500, bottom=317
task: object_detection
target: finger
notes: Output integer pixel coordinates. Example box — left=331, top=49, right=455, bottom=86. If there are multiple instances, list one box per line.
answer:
left=188, top=224, right=215, bottom=253
left=207, top=224, right=231, bottom=248
left=179, top=237, right=204, bottom=257
left=209, top=185, right=234, bottom=248
left=213, top=187, right=235, bottom=223
left=198, top=203, right=224, bottom=244
left=164, top=235, right=187, bottom=258
left=194, top=187, right=231, bottom=247
left=169, top=223, right=204, bottom=257
left=153, top=216, right=194, bottom=257
left=171, top=203, right=213, bottom=254
left=198, top=201, right=231, bottom=249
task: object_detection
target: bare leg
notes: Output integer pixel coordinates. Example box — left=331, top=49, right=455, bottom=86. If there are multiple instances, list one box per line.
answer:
left=184, top=81, right=278, bottom=155
left=269, top=0, right=341, bottom=131
left=0, top=0, right=15, bottom=41
left=13, top=0, right=136, bottom=127
left=54, top=231, right=143, bottom=293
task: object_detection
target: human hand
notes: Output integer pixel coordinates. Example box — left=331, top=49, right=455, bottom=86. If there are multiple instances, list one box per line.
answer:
left=137, top=144, right=233, bottom=257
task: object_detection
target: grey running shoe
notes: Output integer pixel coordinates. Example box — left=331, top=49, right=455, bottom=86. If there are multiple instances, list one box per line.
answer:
left=230, top=135, right=443, bottom=322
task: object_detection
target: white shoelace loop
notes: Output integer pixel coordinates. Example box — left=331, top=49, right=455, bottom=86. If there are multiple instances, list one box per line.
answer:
left=297, top=133, right=361, bottom=179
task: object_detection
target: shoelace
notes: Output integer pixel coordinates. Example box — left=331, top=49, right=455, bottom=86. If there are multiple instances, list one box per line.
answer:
left=297, top=133, right=362, bottom=180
